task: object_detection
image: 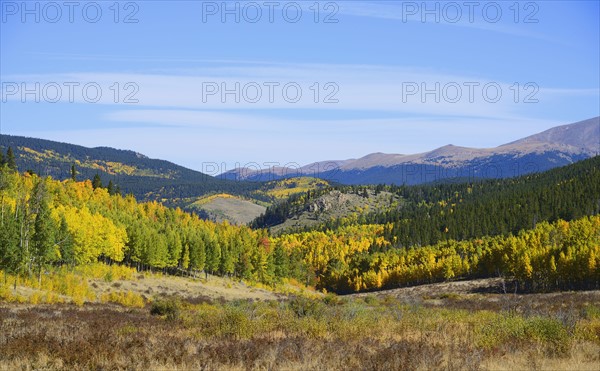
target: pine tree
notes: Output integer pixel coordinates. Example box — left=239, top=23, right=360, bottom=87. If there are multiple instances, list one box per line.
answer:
left=71, top=164, right=77, bottom=181
left=57, top=215, right=74, bottom=266
left=6, top=147, right=16, bottom=171
left=31, top=199, right=56, bottom=285
left=107, top=180, right=115, bottom=195
left=0, top=150, right=5, bottom=167
left=273, top=244, right=289, bottom=278
left=0, top=206, right=20, bottom=285
left=92, top=174, right=102, bottom=189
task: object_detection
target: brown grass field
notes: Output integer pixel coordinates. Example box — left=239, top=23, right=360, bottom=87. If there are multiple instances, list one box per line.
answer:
left=1, top=271, right=600, bottom=370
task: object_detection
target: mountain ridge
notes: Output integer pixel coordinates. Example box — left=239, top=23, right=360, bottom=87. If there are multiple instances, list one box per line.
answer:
left=0, top=134, right=262, bottom=205
left=222, top=117, right=600, bottom=184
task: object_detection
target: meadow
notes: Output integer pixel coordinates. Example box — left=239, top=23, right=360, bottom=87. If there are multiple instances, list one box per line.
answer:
left=1, top=265, right=599, bottom=370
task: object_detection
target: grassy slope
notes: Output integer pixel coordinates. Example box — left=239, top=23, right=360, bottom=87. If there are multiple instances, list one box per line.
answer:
left=184, top=177, right=331, bottom=225
left=1, top=274, right=599, bottom=370
left=188, top=194, right=267, bottom=225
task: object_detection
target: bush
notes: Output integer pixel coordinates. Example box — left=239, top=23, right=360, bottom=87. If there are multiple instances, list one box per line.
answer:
left=101, top=291, right=145, bottom=308
left=150, top=297, right=181, bottom=321
left=289, top=296, right=325, bottom=318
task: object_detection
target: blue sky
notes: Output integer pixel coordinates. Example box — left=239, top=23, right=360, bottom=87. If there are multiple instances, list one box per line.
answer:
left=1, top=0, right=599, bottom=173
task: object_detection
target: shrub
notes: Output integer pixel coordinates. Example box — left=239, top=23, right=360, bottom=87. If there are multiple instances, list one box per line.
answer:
left=101, top=291, right=145, bottom=308
left=289, top=296, right=325, bottom=318
left=151, top=297, right=181, bottom=320
left=363, top=295, right=379, bottom=305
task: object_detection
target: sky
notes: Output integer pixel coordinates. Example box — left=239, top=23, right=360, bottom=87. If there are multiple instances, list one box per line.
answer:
left=1, top=0, right=599, bottom=174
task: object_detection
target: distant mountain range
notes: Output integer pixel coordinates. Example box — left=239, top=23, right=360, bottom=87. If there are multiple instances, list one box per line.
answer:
left=221, top=117, right=600, bottom=185
left=1, top=117, right=598, bottom=200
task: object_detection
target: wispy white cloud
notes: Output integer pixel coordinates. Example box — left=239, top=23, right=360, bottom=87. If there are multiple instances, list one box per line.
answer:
left=6, top=62, right=592, bottom=121
left=336, top=1, right=550, bottom=40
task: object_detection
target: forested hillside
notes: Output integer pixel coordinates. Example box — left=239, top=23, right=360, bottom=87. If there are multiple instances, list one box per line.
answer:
left=0, top=164, right=292, bottom=287
left=254, top=156, right=600, bottom=246
left=2, top=155, right=600, bottom=294
left=0, top=135, right=261, bottom=203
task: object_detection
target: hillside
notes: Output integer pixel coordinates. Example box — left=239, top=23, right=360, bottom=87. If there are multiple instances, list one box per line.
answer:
left=2, top=152, right=600, bottom=370
left=266, top=189, right=399, bottom=234
left=0, top=135, right=262, bottom=203
left=174, top=178, right=331, bottom=225
left=187, top=194, right=267, bottom=225
left=253, top=156, right=600, bottom=246
left=225, top=117, right=600, bottom=184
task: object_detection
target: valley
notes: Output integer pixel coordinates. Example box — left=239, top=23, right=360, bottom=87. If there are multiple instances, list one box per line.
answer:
left=1, top=120, right=599, bottom=369
left=2, top=2, right=599, bottom=369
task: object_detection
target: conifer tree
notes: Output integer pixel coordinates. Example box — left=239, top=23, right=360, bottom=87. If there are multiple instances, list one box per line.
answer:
left=6, top=147, right=16, bottom=171
left=92, top=174, right=102, bottom=189
left=31, top=199, right=56, bottom=284
left=107, top=180, right=115, bottom=195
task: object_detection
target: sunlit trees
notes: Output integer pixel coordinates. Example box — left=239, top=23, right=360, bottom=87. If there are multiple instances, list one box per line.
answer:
left=2, top=161, right=599, bottom=294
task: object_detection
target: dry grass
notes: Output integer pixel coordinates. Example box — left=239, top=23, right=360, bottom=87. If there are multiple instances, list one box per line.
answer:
left=1, top=264, right=305, bottom=306
left=89, top=273, right=282, bottom=303
left=1, top=271, right=599, bottom=370
left=1, top=287, right=599, bottom=370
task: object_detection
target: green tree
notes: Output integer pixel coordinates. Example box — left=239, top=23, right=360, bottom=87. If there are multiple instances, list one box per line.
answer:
left=107, top=180, right=115, bottom=195
left=6, top=147, right=16, bottom=171
left=0, top=206, right=20, bottom=285
left=31, top=199, right=57, bottom=285
left=273, top=244, right=289, bottom=279
left=70, top=164, right=77, bottom=181
left=205, top=235, right=221, bottom=276
left=188, top=231, right=206, bottom=275
left=56, top=215, right=74, bottom=266
left=92, top=174, right=102, bottom=189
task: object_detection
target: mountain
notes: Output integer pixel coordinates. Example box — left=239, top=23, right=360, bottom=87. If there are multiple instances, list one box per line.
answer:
left=0, top=135, right=261, bottom=204
left=223, top=117, right=600, bottom=185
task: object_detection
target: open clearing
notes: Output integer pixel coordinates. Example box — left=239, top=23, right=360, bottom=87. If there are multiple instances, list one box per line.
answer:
left=89, top=273, right=282, bottom=302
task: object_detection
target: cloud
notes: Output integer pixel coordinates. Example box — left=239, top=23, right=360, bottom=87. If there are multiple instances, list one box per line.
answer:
left=6, top=62, right=592, bottom=121
left=336, top=1, right=549, bottom=40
